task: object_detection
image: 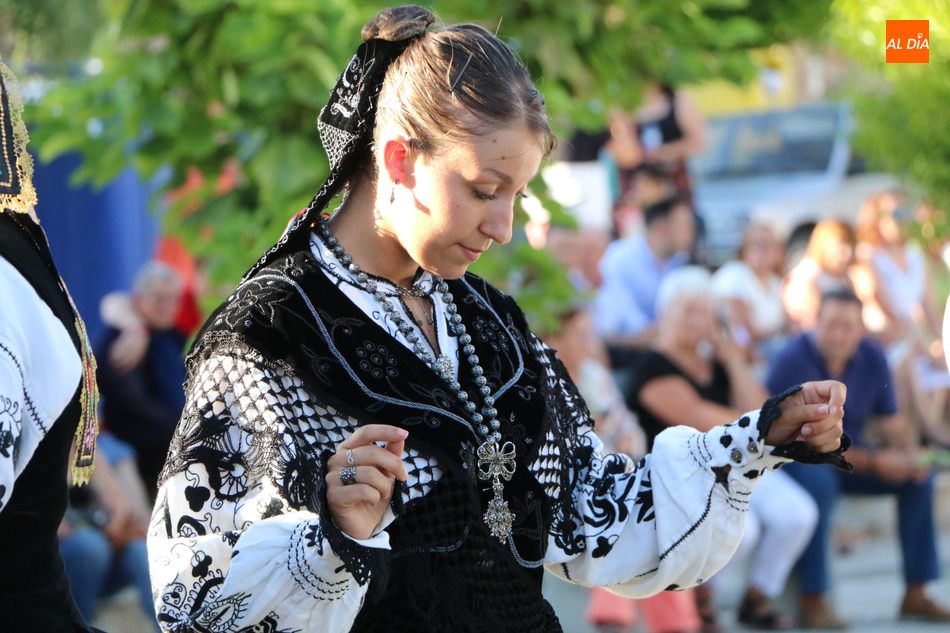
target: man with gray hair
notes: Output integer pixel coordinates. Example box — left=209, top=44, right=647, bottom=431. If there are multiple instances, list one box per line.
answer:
left=97, top=260, right=185, bottom=499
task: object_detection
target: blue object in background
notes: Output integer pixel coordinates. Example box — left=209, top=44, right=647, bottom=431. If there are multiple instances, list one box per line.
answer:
left=32, top=151, right=158, bottom=344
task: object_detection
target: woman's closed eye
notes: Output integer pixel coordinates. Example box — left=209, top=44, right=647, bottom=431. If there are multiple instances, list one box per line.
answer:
left=472, top=189, right=530, bottom=201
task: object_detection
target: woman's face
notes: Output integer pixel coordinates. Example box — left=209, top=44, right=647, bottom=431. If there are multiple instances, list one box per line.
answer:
left=742, top=225, right=781, bottom=274
left=821, top=238, right=854, bottom=276
left=385, top=123, right=544, bottom=279
left=878, top=213, right=903, bottom=245
left=664, top=292, right=714, bottom=349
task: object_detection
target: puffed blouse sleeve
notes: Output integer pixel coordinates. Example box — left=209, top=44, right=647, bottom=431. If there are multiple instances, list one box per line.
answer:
left=528, top=334, right=828, bottom=597
left=0, top=256, right=81, bottom=514
left=147, top=343, right=391, bottom=632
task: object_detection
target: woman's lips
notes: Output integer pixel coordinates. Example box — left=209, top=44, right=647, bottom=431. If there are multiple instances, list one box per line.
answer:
left=459, top=244, right=483, bottom=262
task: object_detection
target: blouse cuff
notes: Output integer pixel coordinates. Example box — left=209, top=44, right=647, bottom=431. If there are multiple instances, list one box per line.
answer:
left=697, top=415, right=789, bottom=498
left=316, top=452, right=392, bottom=593
left=757, top=385, right=854, bottom=472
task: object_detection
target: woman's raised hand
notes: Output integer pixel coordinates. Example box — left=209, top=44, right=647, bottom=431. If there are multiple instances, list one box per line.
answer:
left=326, top=424, right=409, bottom=540
left=764, top=380, right=846, bottom=453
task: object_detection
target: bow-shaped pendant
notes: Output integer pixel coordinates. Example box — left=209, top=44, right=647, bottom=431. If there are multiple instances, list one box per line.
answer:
left=477, top=440, right=516, bottom=541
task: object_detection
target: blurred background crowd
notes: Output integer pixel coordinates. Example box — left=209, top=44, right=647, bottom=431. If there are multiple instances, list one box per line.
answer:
left=2, top=0, right=949, bottom=630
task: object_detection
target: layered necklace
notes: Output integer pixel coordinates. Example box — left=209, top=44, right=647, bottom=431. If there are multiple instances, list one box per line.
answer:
left=315, top=215, right=517, bottom=541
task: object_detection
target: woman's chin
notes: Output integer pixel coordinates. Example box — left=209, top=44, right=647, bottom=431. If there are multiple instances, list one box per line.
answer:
left=421, top=259, right=471, bottom=280
left=433, top=265, right=470, bottom=280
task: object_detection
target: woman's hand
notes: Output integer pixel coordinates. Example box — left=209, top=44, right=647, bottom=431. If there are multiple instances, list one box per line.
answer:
left=711, top=319, right=745, bottom=368
left=871, top=448, right=929, bottom=485
left=325, top=424, right=408, bottom=541
left=764, top=380, right=846, bottom=453
left=109, top=324, right=150, bottom=373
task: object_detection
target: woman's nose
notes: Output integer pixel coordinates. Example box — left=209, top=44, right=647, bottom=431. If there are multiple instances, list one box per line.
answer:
left=481, top=201, right=514, bottom=245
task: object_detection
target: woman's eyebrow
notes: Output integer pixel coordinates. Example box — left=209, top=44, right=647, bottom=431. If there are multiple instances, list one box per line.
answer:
left=482, top=168, right=512, bottom=184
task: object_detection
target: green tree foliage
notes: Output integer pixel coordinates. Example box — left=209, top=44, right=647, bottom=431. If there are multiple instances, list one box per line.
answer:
left=0, top=0, right=102, bottom=64
left=830, top=0, right=950, bottom=234
left=27, top=0, right=828, bottom=329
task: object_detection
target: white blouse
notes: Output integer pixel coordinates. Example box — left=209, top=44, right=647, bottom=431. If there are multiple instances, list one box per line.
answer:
left=147, top=235, right=793, bottom=632
left=0, top=256, right=82, bottom=513
left=712, top=261, right=785, bottom=337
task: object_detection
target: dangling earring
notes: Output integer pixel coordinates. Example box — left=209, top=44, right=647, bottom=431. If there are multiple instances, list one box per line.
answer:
left=391, top=178, right=399, bottom=204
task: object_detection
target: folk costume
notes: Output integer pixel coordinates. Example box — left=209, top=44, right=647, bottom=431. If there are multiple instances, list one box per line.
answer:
left=0, top=60, right=100, bottom=632
left=147, top=12, right=849, bottom=633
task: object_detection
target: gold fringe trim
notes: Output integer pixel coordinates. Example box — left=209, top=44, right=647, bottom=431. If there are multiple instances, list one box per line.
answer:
left=0, top=58, right=38, bottom=215
left=70, top=312, right=99, bottom=486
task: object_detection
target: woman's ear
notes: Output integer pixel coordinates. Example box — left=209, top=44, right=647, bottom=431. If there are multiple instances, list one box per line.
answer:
left=381, top=136, right=413, bottom=186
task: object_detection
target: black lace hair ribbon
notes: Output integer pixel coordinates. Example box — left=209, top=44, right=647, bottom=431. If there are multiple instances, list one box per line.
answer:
left=243, top=18, right=430, bottom=282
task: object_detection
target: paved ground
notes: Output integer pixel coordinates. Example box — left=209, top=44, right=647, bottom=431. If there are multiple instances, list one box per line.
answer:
left=544, top=531, right=950, bottom=633
left=545, top=474, right=950, bottom=633
left=95, top=474, right=950, bottom=632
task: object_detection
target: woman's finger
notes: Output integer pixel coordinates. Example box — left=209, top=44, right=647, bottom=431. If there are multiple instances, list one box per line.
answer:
left=327, top=482, right=383, bottom=508
left=782, top=403, right=834, bottom=430
left=328, top=465, right=393, bottom=499
left=383, top=437, right=406, bottom=461
left=803, top=380, right=847, bottom=411
left=329, top=444, right=407, bottom=481
left=804, top=419, right=843, bottom=452
left=799, top=408, right=843, bottom=437
left=811, top=436, right=842, bottom=454
left=825, top=381, right=847, bottom=411
left=340, top=424, right=408, bottom=450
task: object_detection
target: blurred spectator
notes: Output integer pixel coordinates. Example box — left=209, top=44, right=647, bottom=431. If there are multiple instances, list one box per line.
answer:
left=782, top=220, right=857, bottom=328
left=567, top=83, right=704, bottom=238
left=633, top=83, right=706, bottom=200
left=626, top=267, right=816, bottom=632
left=587, top=587, right=701, bottom=633
left=712, top=222, right=790, bottom=373
left=544, top=307, right=646, bottom=463
left=612, top=164, right=674, bottom=239
left=100, top=240, right=207, bottom=374
left=593, top=195, right=694, bottom=358
left=855, top=192, right=950, bottom=447
left=155, top=236, right=207, bottom=336
left=628, top=164, right=674, bottom=209
left=945, top=294, right=950, bottom=371
left=546, top=226, right=609, bottom=293
left=914, top=200, right=950, bottom=273
left=60, top=433, right=158, bottom=630
left=96, top=261, right=186, bottom=499
left=625, top=84, right=707, bottom=258
left=767, top=290, right=950, bottom=628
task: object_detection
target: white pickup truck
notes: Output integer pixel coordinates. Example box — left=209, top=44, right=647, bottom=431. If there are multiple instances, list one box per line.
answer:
left=690, top=102, right=896, bottom=267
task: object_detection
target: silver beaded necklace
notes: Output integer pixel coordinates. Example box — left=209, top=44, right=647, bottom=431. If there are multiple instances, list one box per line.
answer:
left=315, top=215, right=516, bottom=541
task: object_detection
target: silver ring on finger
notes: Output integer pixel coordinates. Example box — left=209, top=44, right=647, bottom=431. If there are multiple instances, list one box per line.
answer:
left=340, top=465, right=358, bottom=486
left=346, top=448, right=355, bottom=467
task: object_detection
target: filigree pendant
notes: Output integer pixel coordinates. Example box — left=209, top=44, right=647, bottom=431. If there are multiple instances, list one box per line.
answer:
left=484, top=479, right=515, bottom=541
left=477, top=440, right=517, bottom=542
left=433, top=354, right=455, bottom=382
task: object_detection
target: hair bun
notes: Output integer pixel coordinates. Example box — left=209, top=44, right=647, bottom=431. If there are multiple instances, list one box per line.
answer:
left=361, top=5, right=435, bottom=43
